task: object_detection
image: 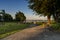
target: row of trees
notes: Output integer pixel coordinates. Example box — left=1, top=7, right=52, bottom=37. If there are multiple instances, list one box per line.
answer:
left=0, top=10, right=26, bottom=23
left=28, top=0, right=60, bottom=24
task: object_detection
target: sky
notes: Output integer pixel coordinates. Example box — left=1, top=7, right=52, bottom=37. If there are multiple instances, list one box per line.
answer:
left=0, top=0, right=47, bottom=20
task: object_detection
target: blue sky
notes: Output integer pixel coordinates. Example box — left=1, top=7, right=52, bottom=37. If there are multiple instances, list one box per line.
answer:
left=0, top=0, right=47, bottom=20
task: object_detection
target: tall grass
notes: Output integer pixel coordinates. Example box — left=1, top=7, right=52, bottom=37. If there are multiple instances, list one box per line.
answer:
left=0, top=22, right=29, bottom=38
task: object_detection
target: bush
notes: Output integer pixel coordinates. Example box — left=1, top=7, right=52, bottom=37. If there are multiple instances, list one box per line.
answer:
left=51, top=23, right=60, bottom=30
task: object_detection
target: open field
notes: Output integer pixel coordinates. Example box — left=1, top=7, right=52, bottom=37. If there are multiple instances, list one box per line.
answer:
left=0, top=22, right=29, bottom=39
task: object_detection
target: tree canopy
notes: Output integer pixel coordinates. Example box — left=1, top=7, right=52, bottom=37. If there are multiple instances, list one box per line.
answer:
left=3, top=13, right=13, bottom=22
left=15, top=11, right=26, bottom=23
left=0, top=10, right=13, bottom=22
left=28, top=0, right=60, bottom=23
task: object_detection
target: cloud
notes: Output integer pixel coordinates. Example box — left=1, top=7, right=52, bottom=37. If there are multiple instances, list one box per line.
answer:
left=26, top=14, right=47, bottom=20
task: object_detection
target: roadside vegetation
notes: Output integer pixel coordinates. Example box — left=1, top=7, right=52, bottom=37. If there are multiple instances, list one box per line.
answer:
left=51, top=22, right=60, bottom=32
left=0, top=22, right=29, bottom=39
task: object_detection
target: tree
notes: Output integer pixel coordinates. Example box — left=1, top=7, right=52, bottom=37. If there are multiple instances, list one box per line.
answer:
left=3, top=13, right=13, bottom=22
left=2, top=10, right=5, bottom=13
left=0, top=10, right=5, bottom=22
left=0, top=15, right=2, bottom=22
left=0, top=10, right=13, bottom=22
left=28, top=0, right=51, bottom=24
left=15, top=11, right=26, bottom=23
left=28, top=0, right=60, bottom=24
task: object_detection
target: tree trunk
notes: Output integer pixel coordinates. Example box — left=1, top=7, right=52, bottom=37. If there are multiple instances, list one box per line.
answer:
left=53, top=13, right=59, bottom=23
left=47, top=15, right=51, bottom=25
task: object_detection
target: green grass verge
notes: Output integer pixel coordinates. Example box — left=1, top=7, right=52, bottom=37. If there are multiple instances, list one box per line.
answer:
left=0, top=22, right=29, bottom=39
left=0, top=30, right=20, bottom=39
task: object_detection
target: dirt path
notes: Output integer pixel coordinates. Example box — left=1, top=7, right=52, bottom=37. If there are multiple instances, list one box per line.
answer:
left=1, top=25, right=60, bottom=40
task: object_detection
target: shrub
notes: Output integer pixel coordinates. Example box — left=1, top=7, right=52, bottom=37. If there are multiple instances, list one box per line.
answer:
left=51, top=23, right=60, bottom=30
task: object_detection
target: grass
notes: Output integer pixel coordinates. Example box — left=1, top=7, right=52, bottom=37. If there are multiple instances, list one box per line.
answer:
left=0, top=22, right=29, bottom=39
left=51, top=23, right=60, bottom=31
left=0, top=30, right=20, bottom=39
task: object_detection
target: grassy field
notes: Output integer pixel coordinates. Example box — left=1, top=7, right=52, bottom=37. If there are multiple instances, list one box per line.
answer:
left=0, top=22, right=29, bottom=39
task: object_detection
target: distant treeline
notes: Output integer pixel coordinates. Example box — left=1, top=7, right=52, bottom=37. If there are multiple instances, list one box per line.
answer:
left=0, top=10, right=26, bottom=23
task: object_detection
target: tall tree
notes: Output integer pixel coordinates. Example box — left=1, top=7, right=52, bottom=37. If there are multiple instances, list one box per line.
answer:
left=15, top=11, right=26, bottom=23
left=28, top=0, right=60, bottom=24
left=3, top=13, right=13, bottom=22
left=28, top=0, right=51, bottom=24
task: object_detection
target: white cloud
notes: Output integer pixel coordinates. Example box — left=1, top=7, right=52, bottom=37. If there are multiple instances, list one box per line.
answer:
left=26, top=14, right=47, bottom=20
